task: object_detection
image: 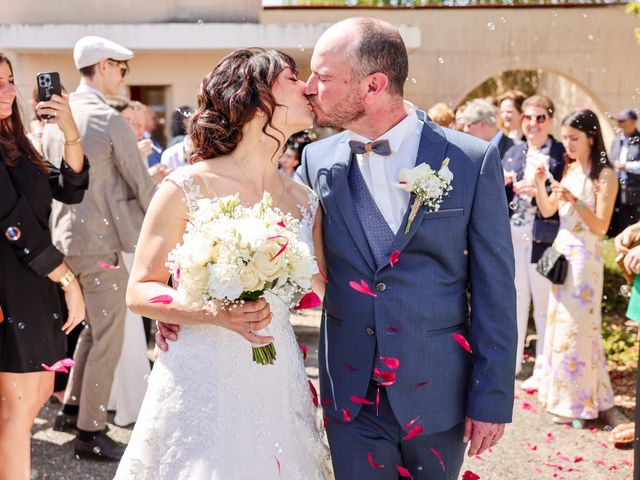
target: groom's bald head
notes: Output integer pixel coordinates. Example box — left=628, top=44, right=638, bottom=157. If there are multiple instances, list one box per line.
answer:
left=317, top=17, right=408, bottom=97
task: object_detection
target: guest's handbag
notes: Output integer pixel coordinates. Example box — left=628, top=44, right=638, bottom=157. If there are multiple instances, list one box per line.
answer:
left=536, top=247, right=568, bottom=284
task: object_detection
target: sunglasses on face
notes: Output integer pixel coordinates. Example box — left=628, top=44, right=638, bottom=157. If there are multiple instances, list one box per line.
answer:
left=523, top=114, right=548, bottom=124
left=107, top=59, right=129, bottom=78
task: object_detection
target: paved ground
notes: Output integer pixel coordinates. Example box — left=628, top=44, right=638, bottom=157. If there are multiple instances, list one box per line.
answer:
left=32, top=310, right=634, bottom=479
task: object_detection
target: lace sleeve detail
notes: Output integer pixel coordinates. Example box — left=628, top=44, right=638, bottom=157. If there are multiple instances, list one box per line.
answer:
left=163, top=168, right=201, bottom=214
left=307, top=189, right=319, bottom=224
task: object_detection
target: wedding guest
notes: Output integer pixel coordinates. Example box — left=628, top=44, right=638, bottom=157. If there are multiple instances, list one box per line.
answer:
left=460, top=99, right=514, bottom=158
left=143, top=105, right=162, bottom=167
left=427, top=102, right=455, bottom=129
left=42, top=35, right=156, bottom=461
left=160, top=135, right=192, bottom=171
left=502, top=95, right=565, bottom=388
left=498, top=90, right=526, bottom=143
left=0, top=52, right=88, bottom=480
left=167, top=105, right=193, bottom=147
left=608, top=108, right=640, bottom=237
left=454, top=103, right=466, bottom=131
left=534, top=109, right=628, bottom=429
left=278, top=146, right=300, bottom=178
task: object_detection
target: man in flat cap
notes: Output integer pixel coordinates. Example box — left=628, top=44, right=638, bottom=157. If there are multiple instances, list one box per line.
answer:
left=609, top=108, right=640, bottom=236
left=43, top=35, right=156, bottom=461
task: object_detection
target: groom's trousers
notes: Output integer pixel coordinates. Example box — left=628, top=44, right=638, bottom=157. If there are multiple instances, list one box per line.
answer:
left=325, top=382, right=466, bottom=480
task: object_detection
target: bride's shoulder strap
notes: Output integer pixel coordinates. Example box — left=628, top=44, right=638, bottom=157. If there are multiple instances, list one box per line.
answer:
left=296, top=182, right=319, bottom=222
left=163, top=167, right=201, bottom=213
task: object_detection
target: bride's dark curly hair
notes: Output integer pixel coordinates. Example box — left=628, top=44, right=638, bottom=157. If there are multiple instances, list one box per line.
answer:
left=188, top=48, right=297, bottom=163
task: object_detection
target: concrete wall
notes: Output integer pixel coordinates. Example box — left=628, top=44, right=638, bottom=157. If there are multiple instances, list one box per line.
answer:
left=0, top=0, right=261, bottom=23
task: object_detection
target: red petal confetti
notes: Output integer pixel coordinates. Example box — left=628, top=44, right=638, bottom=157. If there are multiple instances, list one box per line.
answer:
left=521, top=400, right=536, bottom=413
left=597, top=440, right=609, bottom=449
left=623, top=459, right=632, bottom=467
left=594, top=459, right=605, bottom=466
left=385, top=325, right=400, bottom=333
left=277, top=219, right=286, bottom=228
left=546, top=432, right=556, bottom=442
left=462, top=471, right=480, bottom=480
left=350, top=395, right=374, bottom=405
left=589, top=428, right=598, bottom=433
left=430, top=447, right=445, bottom=471
left=342, top=408, right=351, bottom=422
left=396, top=465, right=413, bottom=479
left=344, top=362, right=358, bottom=372
left=319, top=269, right=329, bottom=284
left=294, top=292, right=321, bottom=310
left=573, top=456, right=583, bottom=463
left=405, top=417, right=421, bottom=430
left=321, top=399, right=331, bottom=406
left=148, top=294, right=173, bottom=305
left=373, top=368, right=396, bottom=386
left=275, top=456, right=281, bottom=478
left=376, top=387, right=380, bottom=417
left=42, top=358, right=75, bottom=373
left=349, top=279, right=377, bottom=297
left=609, top=465, right=617, bottom=471
left=474, top=455, right=486, bottom=461
left=527, top=443, right=538, bottom=451
left=415, top=379, right=431, bottom=388
left=176, top=266, right=181, bottom=282
left=451, top=333, right=472, bottom=353
left=367, top=452, right=384, bottom=469
left=389, top=250, right=401, bottom=268
left=380, top=356, right=400, bottom=370
left=523, top=388, right=537, bottom=395
left=308, top=380, right=318, bottom=408
left=299, top=343, right=307, bottom=360
left=403, top=425, right=424, bottom=441
left=556, top=452, right=570, bottom=462
left=267, top=235, right=289, bottom=261
left=97, top=261, right=119, bottom=270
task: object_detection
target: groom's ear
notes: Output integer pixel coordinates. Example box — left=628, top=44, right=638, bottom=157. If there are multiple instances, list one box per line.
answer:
left=363, top=72, right=389, bottom=104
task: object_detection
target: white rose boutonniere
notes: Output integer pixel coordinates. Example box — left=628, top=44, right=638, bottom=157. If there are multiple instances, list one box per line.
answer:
left=394, top=158, right=453, bottom=234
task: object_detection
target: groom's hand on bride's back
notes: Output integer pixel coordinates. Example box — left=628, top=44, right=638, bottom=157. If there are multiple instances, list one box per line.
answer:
left=155, top=299, right=274, bottom=352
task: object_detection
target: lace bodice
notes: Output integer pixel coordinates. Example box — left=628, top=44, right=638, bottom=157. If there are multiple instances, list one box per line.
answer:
left=115, top=168, right=327, bottom=480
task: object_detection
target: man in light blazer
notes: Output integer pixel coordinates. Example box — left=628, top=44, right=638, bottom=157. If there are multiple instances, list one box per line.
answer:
left=43, top=36, right=156, bottom=461
left=296, top=18, right=517, bottom=479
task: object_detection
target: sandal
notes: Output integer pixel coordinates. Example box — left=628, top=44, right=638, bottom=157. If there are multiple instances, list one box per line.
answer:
left=609, top=422, right=635, bottom=445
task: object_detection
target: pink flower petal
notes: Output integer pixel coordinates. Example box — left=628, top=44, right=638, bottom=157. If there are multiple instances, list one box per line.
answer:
left=376, top=387, right=380, bottom=417
left=148, top=294, right=173, bottom=305
left=321, top=399, right=330, bottom=406
left=320, top=270, right=329, bottom=284
left=451, top=333, right=472, bottom=353
left=41, top=357, right=75, bottom=373
left=556, top=452, right=570, bottom=462
left=350, top=395, right=374, bottom=405
left=462, top=471, right=480, bottom=480
left=342, top=408, right=351, bottom=422
left=308, top=380, right=318, bottom=408
left=367, top=452, right=384, bottom=469
left=403, top=425, right=424, bottom=441
left=405, top=417, right=421, bottom=430
left=275, top=456, right=281, bottom=478
left=385, top=325, right=400, bottom=333
left=574, top=456, right=583, bottom=463
left=396, top=465, right=413, bottom=479
left=277, top=219, right=286, bottom=228
left=521, top=400, right=537, bottom=412
left=373, top=368, right=396, bottom=386
left=524, top=388, right=537, bottom=395
left=527, top=443, right=538, bottom=451
left=349, top=280, right=377, bottom=297
left=380, top=356, right=400, bottom=370
left=299, top=343, right=307, bottom=360
left=597, top=440, right=609, bottom=449
left=294, top=292, right=322, bottom=310
left=546, top=432, right=556, bottom=442
left=415, top=379, right=431, bottom=388
left=97, top=261, right=119, bottom=270
left=431, top=447, right=445, bottom=471
left=267, top=235, right=289, bottom=261
left=389, top=250, right=401, bottom=268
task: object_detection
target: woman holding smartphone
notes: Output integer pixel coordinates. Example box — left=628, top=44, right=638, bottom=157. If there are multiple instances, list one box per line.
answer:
left=0, top=54, right=89, bottom=479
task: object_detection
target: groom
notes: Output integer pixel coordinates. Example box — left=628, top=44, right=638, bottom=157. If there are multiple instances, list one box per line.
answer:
left=296, top=17, right=517, bottom=478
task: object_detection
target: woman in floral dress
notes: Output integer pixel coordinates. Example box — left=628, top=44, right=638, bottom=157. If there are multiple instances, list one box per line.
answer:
left=534, top=109, right=627, bottom=427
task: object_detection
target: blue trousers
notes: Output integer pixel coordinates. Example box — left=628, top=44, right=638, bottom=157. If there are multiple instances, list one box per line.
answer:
left=325, top=382, right=466, bottom=479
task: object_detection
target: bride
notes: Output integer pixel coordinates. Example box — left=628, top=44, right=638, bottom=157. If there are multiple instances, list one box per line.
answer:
left=114, top=48, right=327, bottom=479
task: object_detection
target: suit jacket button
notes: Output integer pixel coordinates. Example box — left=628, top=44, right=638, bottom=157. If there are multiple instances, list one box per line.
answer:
left=366, top=328, right=375, bottom=336
left=375, top=282, right=386, bottom=292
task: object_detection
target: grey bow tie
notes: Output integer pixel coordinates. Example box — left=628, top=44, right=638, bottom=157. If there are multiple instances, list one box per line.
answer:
left=348, top=139, right=392, bottom=156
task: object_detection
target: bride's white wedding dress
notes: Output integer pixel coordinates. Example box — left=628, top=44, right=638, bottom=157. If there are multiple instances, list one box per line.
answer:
left=114, top=170, right=327, bottom=480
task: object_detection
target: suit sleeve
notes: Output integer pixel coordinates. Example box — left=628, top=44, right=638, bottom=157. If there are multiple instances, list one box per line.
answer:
left=109, top=115, right=157, bottom=212
left=0, top=161, right=63, bottom=277
left=466, top=143, right=517, bottom=423
left=294, top=145, right=312, bottom=188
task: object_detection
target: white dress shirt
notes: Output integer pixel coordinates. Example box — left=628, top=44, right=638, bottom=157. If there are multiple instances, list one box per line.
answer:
left=349, top=102, right=423, bottom=234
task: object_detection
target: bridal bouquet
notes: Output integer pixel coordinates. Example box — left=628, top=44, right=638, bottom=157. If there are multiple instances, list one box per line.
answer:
left=166, top=193, right=318, bottom=365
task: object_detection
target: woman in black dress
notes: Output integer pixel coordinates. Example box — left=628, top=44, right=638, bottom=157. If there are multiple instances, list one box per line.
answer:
left=0, top=53, right=89, bottom=479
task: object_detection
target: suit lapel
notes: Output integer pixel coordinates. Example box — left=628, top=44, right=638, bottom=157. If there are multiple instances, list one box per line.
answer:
left=326, top=137, right=377, bottom=272
left=381, top=121, right=448, bottom=268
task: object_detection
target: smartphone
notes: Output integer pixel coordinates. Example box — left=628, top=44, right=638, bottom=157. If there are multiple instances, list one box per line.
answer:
left=36, top=71, right=61, bottom=119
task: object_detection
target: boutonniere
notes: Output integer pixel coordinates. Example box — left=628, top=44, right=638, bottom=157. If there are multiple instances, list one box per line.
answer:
left=394, top=158, right=453, bottom=234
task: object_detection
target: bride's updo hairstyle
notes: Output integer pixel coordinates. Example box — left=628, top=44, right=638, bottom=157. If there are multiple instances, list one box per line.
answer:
left=188, top=48, right=297, bottom=164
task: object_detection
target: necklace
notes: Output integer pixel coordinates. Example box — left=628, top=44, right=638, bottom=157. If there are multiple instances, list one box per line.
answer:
left=230, top=156, right=286, bottom=209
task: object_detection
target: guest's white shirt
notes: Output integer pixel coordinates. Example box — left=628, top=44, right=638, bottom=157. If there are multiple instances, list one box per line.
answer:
left=349, top=102, right=423, bottom=234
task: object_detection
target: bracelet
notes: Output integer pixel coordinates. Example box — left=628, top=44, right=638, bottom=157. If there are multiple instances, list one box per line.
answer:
left=64, top=137, right=81, bottom=146
left=58, top=269, right=76, bottom=289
